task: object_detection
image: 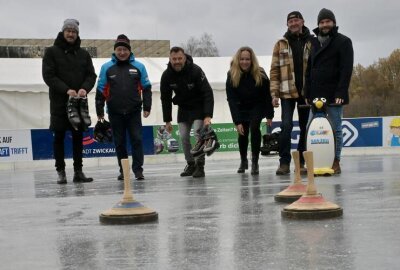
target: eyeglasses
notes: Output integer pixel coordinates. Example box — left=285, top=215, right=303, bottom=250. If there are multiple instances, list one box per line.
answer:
left=64, top=29, right=78, bottom=34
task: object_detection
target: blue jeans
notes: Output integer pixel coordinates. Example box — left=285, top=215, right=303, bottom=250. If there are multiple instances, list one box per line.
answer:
left=308, top=106, right=343, bottom=160
left=109, top=111, right=144, bottom=174
left=279, top=98, right=309, bottom=165
left=178, top=120, right=204, bottom=164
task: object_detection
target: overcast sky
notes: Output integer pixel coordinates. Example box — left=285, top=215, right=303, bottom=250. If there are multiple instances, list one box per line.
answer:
left=1, top=0, right=399, bottom=66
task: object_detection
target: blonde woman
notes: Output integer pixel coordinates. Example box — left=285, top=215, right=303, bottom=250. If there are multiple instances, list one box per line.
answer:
left=226, top=47, right=274, bottom=175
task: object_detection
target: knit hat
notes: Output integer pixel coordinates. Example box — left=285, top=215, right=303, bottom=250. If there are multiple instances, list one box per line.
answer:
left=318, top=8, right=336, bottom=24
left=62, top=19, right=79, bottom=33
left=287, top=11, right=303, bottom=22
left=114, top=34, right=131, bottom=51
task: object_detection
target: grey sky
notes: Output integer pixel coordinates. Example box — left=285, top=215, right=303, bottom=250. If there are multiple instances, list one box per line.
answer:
left=1, top=0, right=399, bottom=66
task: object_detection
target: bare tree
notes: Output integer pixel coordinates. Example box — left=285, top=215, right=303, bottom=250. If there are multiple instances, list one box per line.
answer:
left=181, top=33, right=219, bottom=57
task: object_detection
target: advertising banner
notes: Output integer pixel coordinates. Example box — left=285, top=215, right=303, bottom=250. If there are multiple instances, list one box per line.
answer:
left=342, top=118, right=382, bottom=147
left=152, top=123, right=242, bottom=155
left=268, top=117, right=385, bottom=148
left=0, top=130, right=33, bottom=161
left=1, top=116, right=398, bottom=163
left=383, top=116, right=400, bottom=147
left=31, top=126, right=154, bottom=160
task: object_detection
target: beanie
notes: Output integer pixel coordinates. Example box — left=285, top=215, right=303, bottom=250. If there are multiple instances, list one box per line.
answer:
left=318, top=8, right=336, bottom=24
left=287, top=11, right=303, bottom=22
left=62, top=19, right=79, bottom=33
left=114, top=34, right=131, bottom=51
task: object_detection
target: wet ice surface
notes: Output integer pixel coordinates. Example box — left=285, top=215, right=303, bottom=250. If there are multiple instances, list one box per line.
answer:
left=1, top=155, right=400, bottom=270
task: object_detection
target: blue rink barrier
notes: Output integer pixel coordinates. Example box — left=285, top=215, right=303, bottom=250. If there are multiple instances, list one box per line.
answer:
left=31, top=126, right=154, bottom=160
left=268, top=117, right=384, bottom=149
left=0, top=116, right=398, bottom=162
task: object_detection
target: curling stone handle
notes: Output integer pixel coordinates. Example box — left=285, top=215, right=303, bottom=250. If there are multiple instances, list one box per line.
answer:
left=303, top=151, right=317, bottom=195
left=121, top=158, right=134, bottom=202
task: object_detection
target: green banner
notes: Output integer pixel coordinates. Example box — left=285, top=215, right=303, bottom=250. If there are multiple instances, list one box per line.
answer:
left=152, top=123, right=246, bottom=155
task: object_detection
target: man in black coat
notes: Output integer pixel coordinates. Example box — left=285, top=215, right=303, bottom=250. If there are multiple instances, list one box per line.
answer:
left=42, top=19, right=97, bottom=184
left=304, top=9, right=354, bottom=174
left=160, top=47, right=214, bottom=178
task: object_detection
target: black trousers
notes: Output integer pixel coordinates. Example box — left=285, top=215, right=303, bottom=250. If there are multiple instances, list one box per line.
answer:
left=53, top=129, right=83, bottom=172
left=108, top=111, right=144, bottom=174
left=238, top=118, right=262, bottom=162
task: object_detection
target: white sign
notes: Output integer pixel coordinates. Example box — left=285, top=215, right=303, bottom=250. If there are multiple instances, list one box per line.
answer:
left=0, top=130, right=33, bottom=162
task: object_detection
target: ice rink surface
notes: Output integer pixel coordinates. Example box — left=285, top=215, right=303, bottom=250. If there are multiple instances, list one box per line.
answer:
left=1, top=153, right=400, bottom=270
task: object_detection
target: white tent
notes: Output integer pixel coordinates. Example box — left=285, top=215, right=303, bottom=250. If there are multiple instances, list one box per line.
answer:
left=0, top=56, right=275, bottom=130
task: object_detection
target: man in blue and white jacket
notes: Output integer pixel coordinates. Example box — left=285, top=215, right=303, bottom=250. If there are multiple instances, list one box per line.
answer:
left=96, top=34, right=152, bottom=180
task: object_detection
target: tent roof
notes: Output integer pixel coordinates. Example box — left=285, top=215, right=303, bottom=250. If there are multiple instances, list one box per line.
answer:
left=0, top=56, right=271, bottom=93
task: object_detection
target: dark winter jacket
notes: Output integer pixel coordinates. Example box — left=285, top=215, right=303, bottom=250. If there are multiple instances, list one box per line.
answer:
left=304, top=26, right=354, bottom=105
left=226, top=68, right=274, bottom=125
left=95, top=53, right=152, bottom=116
left=160, top=55, right=214, bottom=123
left=42, top=32, right=97, bottom=131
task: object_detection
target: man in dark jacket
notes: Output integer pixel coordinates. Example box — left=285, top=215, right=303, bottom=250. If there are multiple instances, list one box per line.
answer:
left=270, top=11, right=312, bottom=175
left=96, top=34, right=152, bottom=180
left=304, top=8, right=354, bottom=174
left=160, top=47, right=214, bottom=178
left=42, top=19, right=97, bottom=184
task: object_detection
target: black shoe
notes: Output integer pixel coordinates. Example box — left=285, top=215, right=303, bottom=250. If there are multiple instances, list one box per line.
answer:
left=117, top=173, right=124, bottom=181
left=276, top=164, right=290, bottom=175
left=73, top=171, right=93, bottom=183
left=57, top=170, right=67, bottom=184
left=135, top=171, right=145, bottom=180
left=251, top=162, right=259, bottom=175
left=180, top=162, right=196, bottom=177
left=237, top=160, right=248, bottom=173
left=192, top=163, right=205, bottom=178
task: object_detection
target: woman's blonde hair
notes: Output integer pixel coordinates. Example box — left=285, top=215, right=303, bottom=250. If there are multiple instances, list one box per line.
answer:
left=229, top=46, right=263, bottom=88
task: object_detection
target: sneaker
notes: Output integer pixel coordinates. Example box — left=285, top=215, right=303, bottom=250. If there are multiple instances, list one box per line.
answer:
left=180, top=163, right=196, bottom=177
left=73, top=171, right=93, bottom=183
left=135, top=171, right=145, bottom=180
left=79, top=97, right=91, bottom=130
left=276, top=164, right=290, bottom=175
left=117, top=173, right=124, bottom=181
left=203, top=128, right=220, bottom=156
left=190, top=140, right=205, bottom=157
left=57, top=170, right=67, bottom=184
left=332, top=159, right=341, bottom=174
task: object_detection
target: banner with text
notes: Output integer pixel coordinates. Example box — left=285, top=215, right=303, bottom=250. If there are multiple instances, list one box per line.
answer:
left=0, top=130, right=33, bottom=162
left=0, top=116, right=398, bottom=163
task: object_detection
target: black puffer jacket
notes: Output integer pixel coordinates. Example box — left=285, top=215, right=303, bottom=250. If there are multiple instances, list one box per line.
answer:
left=42, top=32, right=97, bottom=131
left=160, top=55, right=214, bottom=123
left=226, top=68, right=274, bottom=125
left=304, top=27, right=353, bottom=105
